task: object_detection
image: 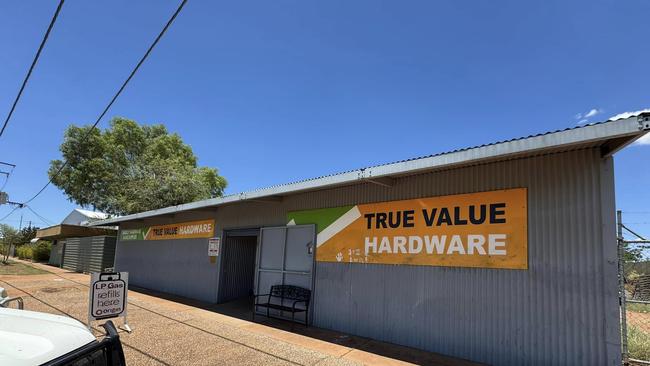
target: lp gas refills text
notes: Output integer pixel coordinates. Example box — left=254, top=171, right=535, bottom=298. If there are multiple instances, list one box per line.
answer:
left=91, top=276, right=126, bottom=318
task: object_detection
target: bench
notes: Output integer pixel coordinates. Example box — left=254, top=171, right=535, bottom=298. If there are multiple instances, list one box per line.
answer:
left=253, top=285, right=310, bottom=326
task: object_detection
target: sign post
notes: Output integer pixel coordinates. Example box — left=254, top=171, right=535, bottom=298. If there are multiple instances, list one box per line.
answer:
left=88, top=272, right=130, bottom=332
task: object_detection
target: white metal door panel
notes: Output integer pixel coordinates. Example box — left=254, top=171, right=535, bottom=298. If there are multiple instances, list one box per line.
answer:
left=255, top=224, right=315, bottom=319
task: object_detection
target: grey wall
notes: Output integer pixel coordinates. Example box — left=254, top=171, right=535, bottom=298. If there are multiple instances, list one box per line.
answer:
left=116, top=211, right=220, bottom=302
left=311, top=149, right=619, bottom=366
left=115, top=238, right=217, bottom=302
left=48, top=240, right=64, bottom=266
left=113, top=148, right=619, bottom=366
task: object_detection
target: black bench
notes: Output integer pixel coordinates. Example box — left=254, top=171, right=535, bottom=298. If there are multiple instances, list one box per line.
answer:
left=253, top=285, right=310, bottom=326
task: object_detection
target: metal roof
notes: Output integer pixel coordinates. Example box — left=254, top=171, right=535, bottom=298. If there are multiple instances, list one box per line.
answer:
left=92, top=112, right=650, bottom=226
left=73, top=208, right=110, bottom=220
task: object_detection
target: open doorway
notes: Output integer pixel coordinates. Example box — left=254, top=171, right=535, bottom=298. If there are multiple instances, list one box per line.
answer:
left=217, top=229, right=259, bottom=305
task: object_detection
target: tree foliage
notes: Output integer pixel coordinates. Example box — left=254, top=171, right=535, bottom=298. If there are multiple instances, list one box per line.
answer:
left=49, top=118, right=227, bottom=215
left=19, top=225, right=39, bottom=244
left=0, top=224, right=20, bottom=263
left=624, top=242, right=647, bottom=263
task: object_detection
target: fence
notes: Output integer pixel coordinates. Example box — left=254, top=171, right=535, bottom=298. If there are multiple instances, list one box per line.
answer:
left=618, top=211, right=650, bottom=364
left=626, top=299, right=650, bottom=362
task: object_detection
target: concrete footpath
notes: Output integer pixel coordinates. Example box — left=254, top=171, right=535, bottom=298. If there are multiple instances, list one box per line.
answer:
left=0, top=260, right=481, bottom=366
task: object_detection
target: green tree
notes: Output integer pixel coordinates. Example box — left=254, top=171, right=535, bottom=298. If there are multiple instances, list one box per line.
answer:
left=49, top=117, right=227, bottom=215
left=0, top=224, right=20, bottom=263
left=19, top=225, right=39, bottom=244
left=624, top=243, right=643, bottom=262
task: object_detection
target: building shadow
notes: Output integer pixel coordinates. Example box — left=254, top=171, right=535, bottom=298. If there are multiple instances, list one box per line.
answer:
left=129, top=285, right=482, bottom=366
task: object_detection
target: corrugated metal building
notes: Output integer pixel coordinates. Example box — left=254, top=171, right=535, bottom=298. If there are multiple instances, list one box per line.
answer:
left=60, top=236, right=117, bottom=273
left=36, top=223, right=116, bottom=269
left=92, top=113, right=650, bottom=366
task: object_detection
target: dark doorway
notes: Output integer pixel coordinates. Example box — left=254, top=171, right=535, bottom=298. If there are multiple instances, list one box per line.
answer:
left=218, top=231, right=258, bottom=303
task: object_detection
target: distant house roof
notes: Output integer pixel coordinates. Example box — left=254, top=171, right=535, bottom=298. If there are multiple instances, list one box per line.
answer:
left=61, top=208, right=110, bottom=226
left=73, top=208, right=110, bottom=221
left=92, top=112, right=650, bottom=226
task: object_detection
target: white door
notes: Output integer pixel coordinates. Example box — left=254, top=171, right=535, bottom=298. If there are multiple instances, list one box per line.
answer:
left=255, top=225, right=316, bottom=319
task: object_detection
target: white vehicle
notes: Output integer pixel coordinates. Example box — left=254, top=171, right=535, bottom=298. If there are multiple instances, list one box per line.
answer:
left=0, top=288, right=126, bottom=366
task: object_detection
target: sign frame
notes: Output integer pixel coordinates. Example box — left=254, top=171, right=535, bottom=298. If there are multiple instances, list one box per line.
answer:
left=208, top=237, right=220, bottom=257
left=88, top=271, right=131, bottom=332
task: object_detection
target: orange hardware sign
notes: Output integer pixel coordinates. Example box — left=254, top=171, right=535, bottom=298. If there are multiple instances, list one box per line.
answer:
left=289, top=188, right=528, bottom=269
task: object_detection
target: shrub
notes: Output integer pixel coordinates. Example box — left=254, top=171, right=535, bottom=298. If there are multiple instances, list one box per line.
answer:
left=32, top=241, right=51, bottom=262
left=16, top=245, right=33, bottom=260
left=14, top=241, right=50, bottom=262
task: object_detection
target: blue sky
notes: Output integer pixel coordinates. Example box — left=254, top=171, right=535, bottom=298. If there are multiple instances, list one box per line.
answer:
left=0, top=0, right=648, bottom=239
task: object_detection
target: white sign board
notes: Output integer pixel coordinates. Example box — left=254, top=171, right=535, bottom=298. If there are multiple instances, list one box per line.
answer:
left=208, top=237, right=220, bottom=257
left=89, top=272, right=128, bottom=322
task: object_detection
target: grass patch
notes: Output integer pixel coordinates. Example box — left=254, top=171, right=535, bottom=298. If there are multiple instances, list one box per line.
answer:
left=0, top=260, right=47, bottom=275
left=629, top=302, right=650, bottom=314
left=629, top=325, right=650, bottom=361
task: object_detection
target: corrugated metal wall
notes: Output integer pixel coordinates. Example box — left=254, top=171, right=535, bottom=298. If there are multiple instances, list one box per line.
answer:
left=114, top=237, right=218, bottom=302
left=218, top=235, right=257, bottom=302
left=114, top=148, right=619, bottom=365
left=62, top=236, right=116, bottom=273
left=48, top=240, right=64, bottom=266
left=309, top=149, right=618, bottom=366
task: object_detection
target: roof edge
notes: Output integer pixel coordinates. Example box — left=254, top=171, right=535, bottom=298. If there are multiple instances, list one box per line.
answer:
left=91, top=114, right=650, bottom=226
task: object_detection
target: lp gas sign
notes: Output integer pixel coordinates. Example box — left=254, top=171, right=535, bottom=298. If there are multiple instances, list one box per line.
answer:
left=89, top=272, right=128, bottom=322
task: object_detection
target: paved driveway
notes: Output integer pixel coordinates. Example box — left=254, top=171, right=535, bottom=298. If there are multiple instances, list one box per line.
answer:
left=0, top=261, right=480, bottom=366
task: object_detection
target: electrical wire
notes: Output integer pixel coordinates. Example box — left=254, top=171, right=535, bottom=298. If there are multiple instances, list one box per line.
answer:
left=0, top=0, right=65, bottom=138
left=0, top=217, right=50, bottom=226
left=20, top=0, right=188, bottom=206
left=0, top=206, right=21, bottom=223
left=25, top=205, right=54, bottom=226
left=0, top=164, right=16, bottom=191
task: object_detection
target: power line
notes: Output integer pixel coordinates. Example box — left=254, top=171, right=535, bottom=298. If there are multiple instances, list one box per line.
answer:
left=0, top=164, right=16, bottom=191
left=25, top=205, right=54, bottom=226
left=20, top=0, right=188, bottom=206
left=0, top=217, right=49, bottom=226
left=0, top=206, right=21, bottom=223
left=0, top=0, right=65, bottom=139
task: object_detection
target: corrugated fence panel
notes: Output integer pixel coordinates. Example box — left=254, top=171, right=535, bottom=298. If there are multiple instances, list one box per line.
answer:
left=62, top=236, right=116, bottom=273
left=62, top=237, right=82, bottom=272
left=48, top=241, right=64, bottom=266
left=311, top=148, right=618, bottom=366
